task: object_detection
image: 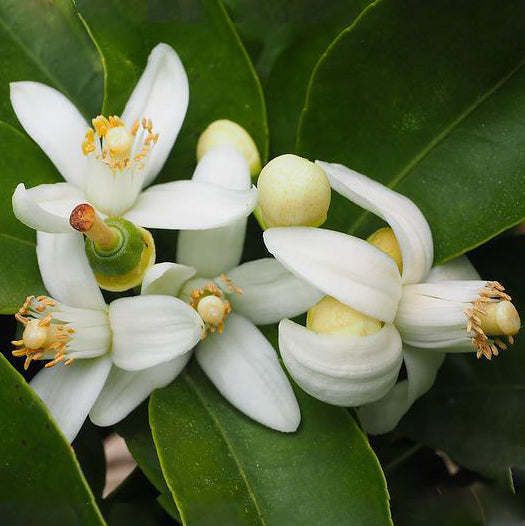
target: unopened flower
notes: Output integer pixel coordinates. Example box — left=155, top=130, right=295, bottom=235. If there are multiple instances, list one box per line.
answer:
left=12, top=233, right=202, bottom=442
left=263, top=161, right=520, bottom=433
left=11, top=44, right=257, bottom=284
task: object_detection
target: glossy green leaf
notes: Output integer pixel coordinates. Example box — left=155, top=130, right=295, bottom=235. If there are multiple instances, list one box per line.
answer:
left=224, top=0, right=372, bottom=154
left=150, top=356, right=392, bottom=526
left=400, top=236, right=525, bottom=482
left=0, top=122, right=61, bottom=313
left=0, top=354, right=105, bottom=525
left=298, top=0, right=525, bottom=263
left=75, top=0, right=268, bottom=183
left=0, top=0, right=102, bottom=125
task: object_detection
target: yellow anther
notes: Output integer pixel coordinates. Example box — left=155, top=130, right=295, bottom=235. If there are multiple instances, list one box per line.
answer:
left=367, top=227, right=403, bottom=273
left=82, top=129, right=96, bottom=155
left=92, top=116, right=110, bottom=137
left=307, top=296, right=382, bottom=337
left=257, top=154, right=331, bottom=229
left=197, top=119, right=261, bottom=177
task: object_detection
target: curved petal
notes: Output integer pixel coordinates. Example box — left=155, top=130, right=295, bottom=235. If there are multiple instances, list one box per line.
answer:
left=359, top=346, right=445, bottom=434
left=177, top=220, right=247, bottom=278
left=12, top=183, right=86, bottom=233
left=141, top=262, right=197, bottom=296
left=124, top=180, right=258, bottom=230
left=176, top=147, right=251, bottom=276
left=109, top=295, right=203, bottom=371
left=37, top=232, right=106, bottom=310
left=426, top=255, right=480, bottom=282
left=318, top=161, right=433, bottom=284
left=10, top=82, right=89, bottom=189
left=224, top=258, right=324, bottom=325
left=279, top=319, right=403, bottom=406
left=395, top=281, right=487, bottom=350
left=31, top=356, right=112, bottom=442
left=264, top=227, right=401, bottom=323
left=196, top=314, right=300, bottom=432
left=90, top=354, right=191, bottom=426
left=121, top=43, right=189, bottom=188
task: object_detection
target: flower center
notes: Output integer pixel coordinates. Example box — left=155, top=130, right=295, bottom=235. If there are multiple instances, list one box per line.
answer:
left=12, top=296, right=75, bottom=369
left=190, top=283, right=232, bottom=337
left=82, top=115, right=159, bottom=172
left=465, top=281, right=521, bottom=359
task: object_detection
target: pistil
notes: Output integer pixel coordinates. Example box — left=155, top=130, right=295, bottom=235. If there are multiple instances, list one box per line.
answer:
left=70, top=203, right=119, bottom=251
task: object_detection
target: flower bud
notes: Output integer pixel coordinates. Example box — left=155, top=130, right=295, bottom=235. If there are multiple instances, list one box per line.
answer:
left=256, top=154, right=331, bottom=229
left=367, top=227, right=403, bottom=273
left=197, top=119, right=261, bottom=177
left=307, top=296, right=382, bottom=337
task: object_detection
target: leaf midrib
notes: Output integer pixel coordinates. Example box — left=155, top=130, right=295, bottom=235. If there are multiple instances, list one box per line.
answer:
left=181, top=372, right=268, bottom=526
left=347, top=56, right=525, bottom=237
left=0, top=232, right=35, bottom=247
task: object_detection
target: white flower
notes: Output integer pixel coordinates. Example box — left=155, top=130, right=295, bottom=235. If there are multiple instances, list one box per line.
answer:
left=103, top=147, right=323, bottom=433
left=263, top=161, right=520, bottom=433
left=11, top=43, right=257, bottom=240
left=13, top=233, right=203, bottom=443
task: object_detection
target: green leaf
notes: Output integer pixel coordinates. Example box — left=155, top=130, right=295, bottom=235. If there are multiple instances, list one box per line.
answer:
left=150, top=356, right=392, bottom=526
left=0, top=354, right=105, bottom=525
left=224, top=0, right=373, bottom=154
left=0, top=122, right=61, bottom=314
left=297, top=0, right=525, bottom=263
left=400, top=236, right=525, bottom=482
left=0, top=0, right=102, bottom=126
left=75, top=0, right=268, bottom=183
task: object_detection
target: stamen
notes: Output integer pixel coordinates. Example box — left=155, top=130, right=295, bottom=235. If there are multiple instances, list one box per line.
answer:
left=466, top=282, right=521, bottom=360
left=12, top=296, right=74, bottom=369
left=219, top=273, right=244, bottom=295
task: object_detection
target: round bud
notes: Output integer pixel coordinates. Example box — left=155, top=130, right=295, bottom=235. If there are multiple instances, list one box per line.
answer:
left=197, top=295, right=227, bottom=327
left=367, top=227, right=403, bottom=273
left=22, top=319, right=48, bottom=350
left=307, top=296, right=382, bottom=337
left=106, top=126, right=134, bottom=156
left=256, top=154, right=331, bottom=229
left=197, top=120, right=261, bottom=177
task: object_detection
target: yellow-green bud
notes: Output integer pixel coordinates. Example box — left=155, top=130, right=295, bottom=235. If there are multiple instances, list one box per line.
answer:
left=307, top=296, right=382, bottom=337
left=367, top=227, right=403, bottom=273
left=256, top=154, right=331, bottom=229
left=197, top=119, right=261, bottom=177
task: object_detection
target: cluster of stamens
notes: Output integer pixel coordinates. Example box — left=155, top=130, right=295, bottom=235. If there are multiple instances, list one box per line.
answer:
left=189, top=277, right=243, bottom=337
left=465, top=282, right=515, bottom=360
left=12, top=296, right=75, bottom=369
left=82, top=115, right=159, bottom=172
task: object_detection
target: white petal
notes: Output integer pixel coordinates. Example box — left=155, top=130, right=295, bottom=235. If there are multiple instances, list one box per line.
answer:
left=90, top=354, right=191, bottom=426
left=264, top=227, right=402, bottom=323
left=141, top=262, right=197, bottom=296
left=12, top=183, right=86, bottom=234
left=196, top=314, right=300, bottom=432
left=109, top=295, right=203, bottom=371
left=224, top=258, right=324, bottom=325
left=359, top=346, right=445, bottom=434
left=425, top=255, right=480, bottom=282
left=37, top=231, right=106, bottom=310
left=395, top=281, right=488, bottom=349
left=191, top=146, right=251, bottom=189
left=121, top=43, right=189, bottom=188
left=125, top=180, right=258, bottom=230
left=10, top=82, right=89, bottom=189
left=31, top=356, right=112, bottom=442
left=279, top=319, right=403, bottom=406
left=176, top=147, right=251, bottom=276
left=317, top=161, right=433, bottom=284
left=177, top=220, right=247, bottom=278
